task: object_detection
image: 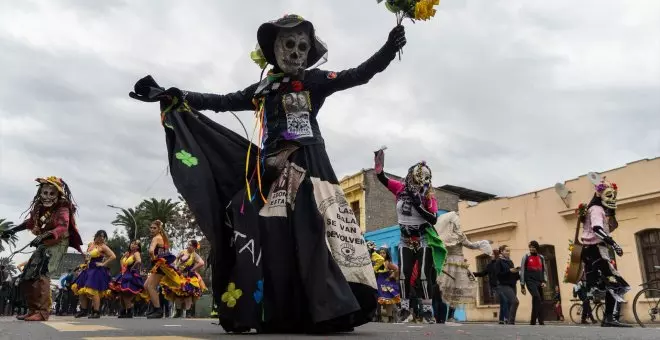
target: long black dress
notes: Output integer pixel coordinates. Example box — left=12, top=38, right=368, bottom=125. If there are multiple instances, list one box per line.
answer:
left=133, top=40, right=399, bottom=333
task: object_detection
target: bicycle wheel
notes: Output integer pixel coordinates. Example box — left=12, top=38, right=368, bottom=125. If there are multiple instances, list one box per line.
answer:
left=594, top=303, right=604, bottom=322
left=632, top=288, right=660, bottom=328
left=569, top=303, right=583, bottom=324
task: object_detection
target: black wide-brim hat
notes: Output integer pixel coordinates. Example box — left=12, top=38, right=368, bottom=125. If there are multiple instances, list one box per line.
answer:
left=257, top=14, right=328, bottom=68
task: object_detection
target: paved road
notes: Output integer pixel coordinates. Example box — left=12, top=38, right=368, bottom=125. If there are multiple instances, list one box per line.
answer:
left=1, top=317, right=659, bottom=340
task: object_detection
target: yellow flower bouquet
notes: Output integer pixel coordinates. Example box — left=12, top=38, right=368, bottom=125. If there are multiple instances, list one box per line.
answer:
left=377, top=0, right=440, bottom=59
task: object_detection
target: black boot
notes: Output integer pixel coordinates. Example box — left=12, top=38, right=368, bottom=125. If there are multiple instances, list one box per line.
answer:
left=146, top=307, right=163, bottom=319
left=173, top=309, right=182, bottom=318
left=125, top=308, right=133, bottom=319
left=601, top=315, right=632, bottom=327
left=117, top=309, right=126, bottom=319
left=88, top=310, right=101, bottom=319
left=74, top=309, right=88, bottom=318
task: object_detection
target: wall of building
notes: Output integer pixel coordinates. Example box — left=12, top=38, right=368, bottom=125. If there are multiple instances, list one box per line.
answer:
left=339, top=171, right=367, bottom=232
left=458, top=158, right=660, bottom=324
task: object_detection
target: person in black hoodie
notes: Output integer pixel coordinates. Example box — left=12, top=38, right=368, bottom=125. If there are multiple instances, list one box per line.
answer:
left=474, top=253, right=509, bottom=324
left=495, top=245, right=520, bottom=325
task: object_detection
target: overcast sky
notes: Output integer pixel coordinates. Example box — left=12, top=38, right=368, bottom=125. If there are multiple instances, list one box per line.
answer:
left=1, top=0, right=658, bottom=262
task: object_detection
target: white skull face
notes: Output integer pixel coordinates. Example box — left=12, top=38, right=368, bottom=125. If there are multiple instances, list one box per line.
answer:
left=600, top=187, right=617, bottom=209
left=274, top=27, right=310, bottom=75
left=40, top=184, right=60, bottom=208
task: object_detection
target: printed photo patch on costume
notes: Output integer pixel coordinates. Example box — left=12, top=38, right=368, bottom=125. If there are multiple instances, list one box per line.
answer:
left=327, top=71, right=337, bottom=79
left=259, top=162, right=306, bottom=218
left=282, top=91, right=313, bottom=139
left=311, top=178, right=377, bottom=290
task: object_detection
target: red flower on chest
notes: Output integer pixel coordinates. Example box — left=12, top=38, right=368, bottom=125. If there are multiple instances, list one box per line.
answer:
left=290, top=81, right=303, bottom=92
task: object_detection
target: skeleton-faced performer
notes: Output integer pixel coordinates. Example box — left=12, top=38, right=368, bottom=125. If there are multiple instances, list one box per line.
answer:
left=129, top=14, right=407, bottom=333
left=433, top=211, right=492, bottom=307
left=373, top=149, right=446, bottom=323
left=0, top=177, right=83, bottom=321
left=580, top=179, right=632, bottom=327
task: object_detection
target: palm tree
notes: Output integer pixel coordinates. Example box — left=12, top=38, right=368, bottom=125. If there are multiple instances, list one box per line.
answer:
left=139, top=198, right=180, bottom=226
left=0, top=218, right=18, bottom=253
left=0, top=257, right=18, bottom=276
left=110, top=208, right=147, bottom=241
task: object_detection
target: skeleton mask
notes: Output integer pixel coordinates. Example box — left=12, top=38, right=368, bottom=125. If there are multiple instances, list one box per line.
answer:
left=274, top=27, right=310, bottom=75
left=405, top=162, right=432, bottom=194
left=600, top=186, right=617, bottom=209
left=40, top=184, right=60, bottom=208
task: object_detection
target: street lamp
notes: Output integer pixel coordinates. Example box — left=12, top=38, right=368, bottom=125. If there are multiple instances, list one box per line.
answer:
left=107, top=204, right=139, bottom=241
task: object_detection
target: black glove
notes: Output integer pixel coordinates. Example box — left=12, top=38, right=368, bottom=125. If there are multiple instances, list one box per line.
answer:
left=0, top=229, right=15, bottom=239
left=387, top=25, right=407, bottom=50
left=129, top=75, right=184, bottom=108
left=411, top=193, right=422, bottom=207
left=29, top=232, right=52, bottom=247
left=612, top=243, right=623, bottom=257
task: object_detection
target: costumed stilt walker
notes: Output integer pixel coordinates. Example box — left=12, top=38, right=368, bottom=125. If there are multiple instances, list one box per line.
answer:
left=434, top=211, right=492, bottom=308
left=130, top=13, right=409, bottom=333
left=171, top=240, right=207, bottom=318
left=143, top=220, right=187, bottom=319
left=578, top=178, right=631, bottom=327
left=108, top=240, right=145, bottom=318
left=0, top=177, right=83, bottom=322
left=373, top=148, right=447, bottom=323
left=71, top=230, right=116, bottom=319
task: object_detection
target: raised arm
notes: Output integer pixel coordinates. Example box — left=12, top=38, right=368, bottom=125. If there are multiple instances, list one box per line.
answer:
left=374, top=149, right=404, bottom=196
left=412, top=193, right=438, bottom=225
left=315, top=25, right=406, bottom=97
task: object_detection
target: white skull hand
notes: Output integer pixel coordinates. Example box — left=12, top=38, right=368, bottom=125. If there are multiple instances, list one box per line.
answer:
left=40, top=184, right=59, bottom=208
left=274, top=27, right=310, bottom=75
left=600, top=187, right=617, bottom=209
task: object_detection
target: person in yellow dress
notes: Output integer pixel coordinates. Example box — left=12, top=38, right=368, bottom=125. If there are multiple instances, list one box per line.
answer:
left=171, top=240, right=207, bottom=318
left=71, top=230, right=116, bottom=318
left=109, top=240, right=145, bottom=318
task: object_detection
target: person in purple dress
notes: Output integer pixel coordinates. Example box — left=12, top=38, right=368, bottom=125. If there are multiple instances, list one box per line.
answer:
left=109, top=240, right=145, bottom=318
left=375, top=246, right=400, bottom=322
left=72, top=230, right=116, bottom=319
left=171, top=240, right=207, bottom=318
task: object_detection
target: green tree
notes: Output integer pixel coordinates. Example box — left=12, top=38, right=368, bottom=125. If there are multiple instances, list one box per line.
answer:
left=106, top=230, right=130, bottom=276
left=0, top=218, right=19, bottom=253
left=169, top=196, right=204, bottom=252
left=139, top=198, right=179, bottom=226
left=110, top=208, right=149, bottom=242
left=0, top=257, right=18, bottom=278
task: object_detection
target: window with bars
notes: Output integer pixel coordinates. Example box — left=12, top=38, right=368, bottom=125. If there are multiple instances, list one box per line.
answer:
left=636, top=229, right=660, bottom=297
left=477, top=253, right=499, bottom=305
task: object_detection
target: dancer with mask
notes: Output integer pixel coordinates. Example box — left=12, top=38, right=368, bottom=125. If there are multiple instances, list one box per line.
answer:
left=373, top=149, right=446, bottom=323
left=579, top=179, right=631, bottom=327
left=144, top=220, right=186, bottom=319
left=0, top=177, right=83, bottom=322
left=109, top=240, right=145, bottom=318
left=72, top=230, right=116, bottom=319
left=130, top=14, right=407, bottom=333
left=171, top=240, right=207, bottom=318
left=434, top=211, right=492, bottom=309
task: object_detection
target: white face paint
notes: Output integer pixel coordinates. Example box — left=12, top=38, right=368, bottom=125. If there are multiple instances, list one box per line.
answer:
left=40, top=184, right=59, bottom=208
left=274, top=27, right=310, bottom=75
left=600, top=187, right=617, bottom=209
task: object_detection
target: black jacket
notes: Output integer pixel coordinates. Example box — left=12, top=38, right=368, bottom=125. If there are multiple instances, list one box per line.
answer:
left=473, top=259, right=498, bottom=289
left=185, top=43, right=398, bottom=154
left=495, top=257, right=519, bottom=287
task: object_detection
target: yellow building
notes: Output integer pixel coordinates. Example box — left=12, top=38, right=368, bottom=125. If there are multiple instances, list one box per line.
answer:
left=459, top=158, right=660, bottom=324
left=339, top=171, right=367, bottom=232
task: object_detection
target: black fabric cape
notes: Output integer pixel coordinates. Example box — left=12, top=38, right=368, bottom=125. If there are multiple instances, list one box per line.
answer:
left=132, top=39, right=399, bottom=333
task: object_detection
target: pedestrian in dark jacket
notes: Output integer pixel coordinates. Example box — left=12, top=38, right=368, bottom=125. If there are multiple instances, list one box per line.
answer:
left=474, top=253, right=509, bottom=324
left=520, top=240, right=547, bottom=325
left=495, top=245, right=520, bottom=325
